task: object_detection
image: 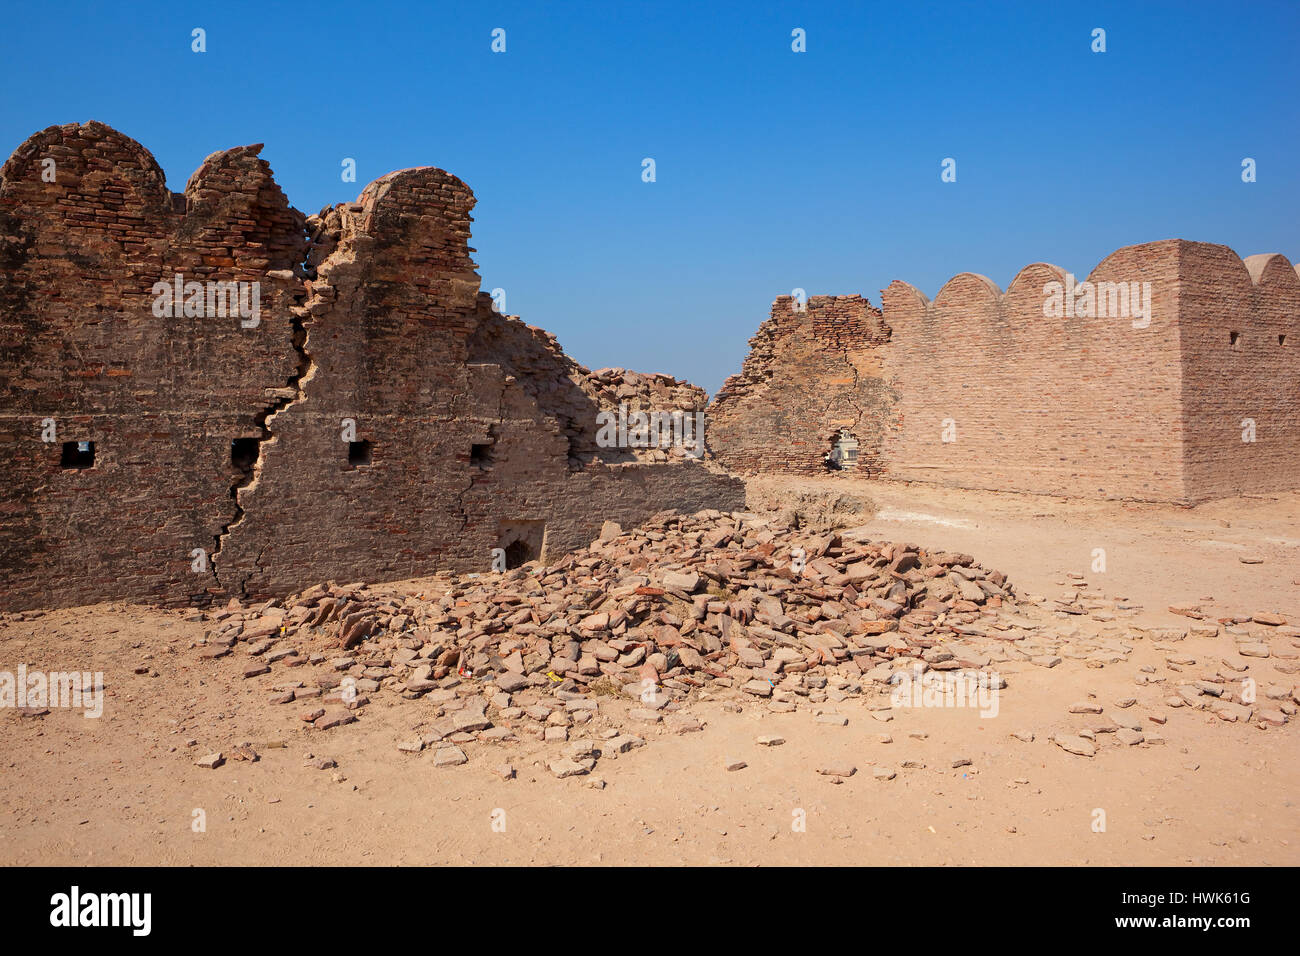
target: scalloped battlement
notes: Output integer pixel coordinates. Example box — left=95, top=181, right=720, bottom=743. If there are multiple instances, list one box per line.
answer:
left=710, top=240, right=1299, bottom=503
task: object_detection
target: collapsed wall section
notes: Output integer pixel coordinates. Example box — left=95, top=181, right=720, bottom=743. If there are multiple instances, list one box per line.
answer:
left=708, top=295, right=892, bottom=474
left=215, top=167, right=487, bottom=597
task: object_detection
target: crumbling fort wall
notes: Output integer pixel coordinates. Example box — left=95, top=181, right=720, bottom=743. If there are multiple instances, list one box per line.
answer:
left=0, top=122, right=305, bottom=609
left=709, top=240, right=1298, bottom=504
left=707, top=295, right=892, bottom=475
left=0, top=122, right=743, bottom=612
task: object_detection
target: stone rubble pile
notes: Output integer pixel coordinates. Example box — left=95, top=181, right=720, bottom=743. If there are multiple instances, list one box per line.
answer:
left=198, top=510, right=1027, bottom=768
left=196, top=509, right=1298, bottom=774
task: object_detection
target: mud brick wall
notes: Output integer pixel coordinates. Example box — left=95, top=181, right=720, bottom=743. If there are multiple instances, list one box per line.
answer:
left=0, top=122, right=743, bottom=612
left=709, top=240, right=1299, bottom=504
left=581, top=367, right=710, bottom=463
left=1177, top=245, right=1300, bottom=500
left=0, top=121, right=304, bottom=610
left=707, top=295, right=893, bottom=475
left=215, top=166, right=488, bottom=597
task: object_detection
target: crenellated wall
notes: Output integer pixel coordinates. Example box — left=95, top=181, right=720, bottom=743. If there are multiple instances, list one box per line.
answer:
left=1177, top=246, right=1300, bottom=500
left=0, top=122, right=743, bottom=612
left=709, top=240, right=1299, bottom=504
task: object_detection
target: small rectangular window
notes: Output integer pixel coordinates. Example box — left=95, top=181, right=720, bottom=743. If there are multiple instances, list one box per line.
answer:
left=1230, top=331, right=1241, bottom=349
left=231, top=437, right=259, bottom=470
left=61, top=440, right=95, bottom=469
left=348, top=440, right=372, bottom=466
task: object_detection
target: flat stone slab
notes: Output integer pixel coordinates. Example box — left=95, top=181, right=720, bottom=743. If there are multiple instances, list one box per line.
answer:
left=434, top=746, right=468, bottom=767
left=549, top=757, right=589, bottom=778
left=1053, top=734, right=1096, bottom=757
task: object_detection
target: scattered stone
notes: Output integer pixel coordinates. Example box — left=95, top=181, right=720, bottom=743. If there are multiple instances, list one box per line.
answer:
left=818, top=764, right=856, bottom=778
left=1053, top=735, right=1096, bottom=757
left=666, top=713, right=703, bottom=734
left=314, top=711, right=355, bottom=731
left=434, top=746, right=468, bottom=767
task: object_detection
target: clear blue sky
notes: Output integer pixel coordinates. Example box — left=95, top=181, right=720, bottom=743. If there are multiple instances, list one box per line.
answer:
left=3, top=0, right=1297, bottom=393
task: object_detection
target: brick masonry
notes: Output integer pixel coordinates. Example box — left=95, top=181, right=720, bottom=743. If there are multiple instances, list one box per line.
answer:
left=0, top=122, right=743, bottom=612
left=706, top=295, right=892, bottom=476
left=708, top=240, right=1300, bottom=504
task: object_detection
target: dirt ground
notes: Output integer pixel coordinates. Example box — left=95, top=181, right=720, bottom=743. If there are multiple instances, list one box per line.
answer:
left=2, top=478, right=1298, bottom=866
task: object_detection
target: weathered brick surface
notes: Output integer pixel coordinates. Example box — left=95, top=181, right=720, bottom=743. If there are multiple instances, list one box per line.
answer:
left=0, top=122, right=304, bottom=609
left=0, top=122, right=743, bottom=612
left=709, top=240, right=1299, bottom=504
left=1178, top=245, right=1300, bottom=499
left=707, top=295, right=892, bottom=475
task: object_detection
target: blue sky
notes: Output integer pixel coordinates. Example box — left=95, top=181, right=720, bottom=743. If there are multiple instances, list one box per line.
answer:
left=2, top=0, right=1297, bottom=393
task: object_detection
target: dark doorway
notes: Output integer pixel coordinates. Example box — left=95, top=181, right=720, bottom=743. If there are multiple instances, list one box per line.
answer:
left=497, top=520, right=546, bottom=569
left=503, top=538, right=535, bottom=569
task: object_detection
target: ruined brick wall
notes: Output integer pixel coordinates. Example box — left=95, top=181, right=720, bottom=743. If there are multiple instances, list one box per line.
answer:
left=708, top=295, right=892, bottom=475
left=709, top=241, right=1298, bottom=504
left=580, top=367, right=709, bottom=463
left=215, top=166, right=488, bottom=598
left=0, top=122, right=743, bottom=612
left=0, top=121, right=304, bottom=609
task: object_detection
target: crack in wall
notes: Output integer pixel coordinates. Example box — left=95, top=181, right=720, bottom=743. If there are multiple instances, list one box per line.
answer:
left=210, top=285, right=317, bottom=597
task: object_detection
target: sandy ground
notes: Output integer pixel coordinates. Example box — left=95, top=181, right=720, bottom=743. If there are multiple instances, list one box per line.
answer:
left=2, top=479, right=1298, bottom=866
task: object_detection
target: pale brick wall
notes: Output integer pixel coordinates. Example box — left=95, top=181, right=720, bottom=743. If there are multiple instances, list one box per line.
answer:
left=708, top=240, right=1298, bottom=505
